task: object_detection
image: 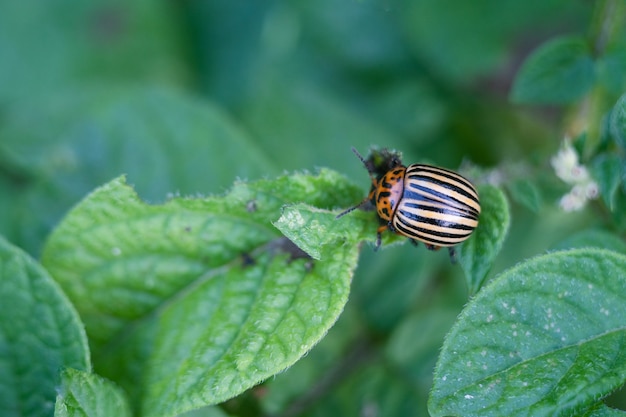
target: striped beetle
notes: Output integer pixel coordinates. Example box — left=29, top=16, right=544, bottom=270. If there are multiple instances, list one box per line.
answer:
left=337, top=148, right=480, bottom=259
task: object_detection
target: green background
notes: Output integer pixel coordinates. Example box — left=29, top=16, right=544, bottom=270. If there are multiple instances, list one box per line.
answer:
left=3, top=1, right=623, bottom=416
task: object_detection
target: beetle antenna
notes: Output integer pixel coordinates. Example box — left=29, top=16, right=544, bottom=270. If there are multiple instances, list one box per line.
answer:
left=336, top=147, right=375, bottom=219
left=350, top=147, right=367, bottom=166
left=335, top=197, right=369, bottom=219
left=350, top=147, right=378, bottom=178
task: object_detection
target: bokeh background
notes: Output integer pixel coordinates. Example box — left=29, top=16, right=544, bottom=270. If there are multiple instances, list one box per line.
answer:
left=0, top=1, right=607, bottom=416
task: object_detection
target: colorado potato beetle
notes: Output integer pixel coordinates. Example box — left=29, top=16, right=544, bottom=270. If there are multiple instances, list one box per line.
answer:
left=337, top=148, right=481, bottom=258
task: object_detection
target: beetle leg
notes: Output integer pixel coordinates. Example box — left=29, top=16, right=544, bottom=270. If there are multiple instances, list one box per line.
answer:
left=409, top=239, right=419, bottom=247
left=448, top=247, right=457, bottom=264
left=374, top=224, right=387, bottom=251
left=374, top=233, right=382, bottom=251
left=425, top=244, right=438, bottom=251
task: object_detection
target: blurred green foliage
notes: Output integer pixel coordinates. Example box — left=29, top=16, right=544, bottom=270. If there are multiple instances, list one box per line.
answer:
left=2, top=0, right=626, bottom=416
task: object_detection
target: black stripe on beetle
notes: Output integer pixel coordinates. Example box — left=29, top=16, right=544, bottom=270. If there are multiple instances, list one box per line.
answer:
left=401, top=200, right=480, bottom=221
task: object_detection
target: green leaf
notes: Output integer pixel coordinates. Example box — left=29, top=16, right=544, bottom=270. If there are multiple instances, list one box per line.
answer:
left=352, top=244, right=441, bottom=331
left=144, top=243, right=358, bottom=416
left=258, top=305, right=362, bottom=415
left=1, top=87, right=275, bottom=193
left=401, top=0, right=591, bottom=83
left=591, top=154, right=624, bottom=211
left=274, top=204, right=377, bottom=260
left=506, top=179, right=542, bottom=212
left=0, top=236, right=89, bottom=417
left=596, top=46, right=626, bottom=95
left=429, top=249, right=626, bottom=417
left=305, top=362, right=425, bottom=416
left=41, top=170, right=364, bottom=416
left=582, top=403, right=626, bottom=417
left=177, top=407, right=231, bottom=417
left=240, top=78, right=402, bottom=175
left=553, top=229, right=626, bottom=253
left=0, top=86, right=276, bottom=255
left=458, top=185, right=510, bottom=294
left=511, top=35, right=594, bottom=104
left=0, top=1, right=187, bottom=104
left=145, top=206, right=367, bottom=416
left=55, top=369, right=131, bottom=417
left=386, top=306, right=460, bottom=383
left=610, top=93, right=626, bottom=148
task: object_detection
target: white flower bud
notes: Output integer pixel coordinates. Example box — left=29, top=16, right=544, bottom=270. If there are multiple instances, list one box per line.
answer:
left=551, top=139, right=599, bottom=211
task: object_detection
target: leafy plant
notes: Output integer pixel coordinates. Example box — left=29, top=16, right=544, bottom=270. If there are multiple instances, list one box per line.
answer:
left=41, top=171, right=365, bottom=416
left=1, top=1, right=626, bottom=417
